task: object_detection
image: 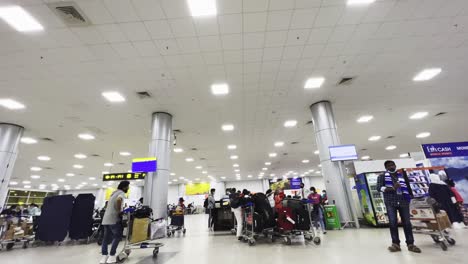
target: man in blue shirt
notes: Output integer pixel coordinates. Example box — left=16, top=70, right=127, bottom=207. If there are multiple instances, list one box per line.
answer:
left=377, top=160, right=421, bottom=253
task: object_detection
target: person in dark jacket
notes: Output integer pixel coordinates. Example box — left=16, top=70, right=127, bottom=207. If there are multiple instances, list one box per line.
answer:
left=429, top=174, right=464, bottom=226
left=376, top=160, right=421, bottom=253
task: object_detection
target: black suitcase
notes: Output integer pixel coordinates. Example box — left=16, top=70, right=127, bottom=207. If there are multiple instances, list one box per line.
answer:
left=37, top=195, right=75, bottom=242
left=251, top=193, right=276, bottom=230
left=69, top=194, right=95, bottom=240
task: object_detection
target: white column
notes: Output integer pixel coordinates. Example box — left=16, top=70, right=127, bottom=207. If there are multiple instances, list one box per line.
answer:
left=310, top=101, right=358, bottom=224
left=0, top=124, right=24, bottom=211
left=144, top=112, right=172, bottom=219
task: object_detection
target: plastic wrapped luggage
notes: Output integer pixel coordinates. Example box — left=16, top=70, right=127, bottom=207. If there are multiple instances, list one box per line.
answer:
left=37, top=195, right=75, bottom=242
left=69, top=194, right=95, bottom=240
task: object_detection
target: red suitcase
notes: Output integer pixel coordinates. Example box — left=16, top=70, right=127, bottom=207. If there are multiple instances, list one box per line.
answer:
left=277, top=207, right=295, bottom=232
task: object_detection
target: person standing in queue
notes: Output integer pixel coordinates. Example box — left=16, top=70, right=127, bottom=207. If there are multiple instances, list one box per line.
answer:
left=100, top=181, right=130, bottom=264
left=207, top=188, right=216, bottom=230
left=377, top=161, right=421, bottom=253
left=308, top=187, right=326, bottom=234
left=229, top=188, right=244, bottom=240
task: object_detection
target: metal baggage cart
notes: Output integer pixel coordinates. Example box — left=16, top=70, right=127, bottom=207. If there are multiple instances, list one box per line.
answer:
left=410, top=198, right=456, bottom=251
left=0, top=216, right=34, bottom=251
left=166, top=207, right=186, bottom=237
left=117, top=208, right=164, bottom=261
left=279, top=202, right=321, bottom=246
left=241, top=203, right=275, bottom=246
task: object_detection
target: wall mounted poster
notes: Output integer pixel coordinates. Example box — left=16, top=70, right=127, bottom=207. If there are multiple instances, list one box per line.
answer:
left=185, top=183, right=211, bottom=195
left=269, top=178, right=302, bottom=191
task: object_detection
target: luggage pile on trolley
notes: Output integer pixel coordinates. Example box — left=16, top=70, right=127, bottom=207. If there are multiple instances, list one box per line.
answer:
left=0, top=215, right=34, bottom=251
left=167, top=205, right=186, bottom=237
left=239, top=193, right=321, bottom=246
left=410, top=197, right=456, bottom=251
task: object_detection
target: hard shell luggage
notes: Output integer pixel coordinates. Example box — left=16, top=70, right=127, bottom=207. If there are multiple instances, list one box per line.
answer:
left=277, top=207, right=295, bottom=232
left=37, top=195, right=75, bottom=242
left=283, top=198, right=310, bottom=230
left=69, top=194, right=95, bottom=240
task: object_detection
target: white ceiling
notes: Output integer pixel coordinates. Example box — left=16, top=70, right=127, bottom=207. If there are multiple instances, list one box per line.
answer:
left=1, top=0, right=468, bottom=190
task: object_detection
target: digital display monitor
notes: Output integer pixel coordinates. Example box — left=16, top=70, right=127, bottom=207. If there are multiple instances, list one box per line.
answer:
left=329, top=145, right=358, bottom=161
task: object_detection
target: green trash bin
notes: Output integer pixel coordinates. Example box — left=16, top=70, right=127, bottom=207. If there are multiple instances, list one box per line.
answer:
left=324, top=205, right=341, bottom=230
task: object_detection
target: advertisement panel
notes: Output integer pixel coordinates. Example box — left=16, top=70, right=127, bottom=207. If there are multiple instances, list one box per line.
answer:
left=269, top=178, right=303, bottom=191
left=185, top=183, right=211, bottom=195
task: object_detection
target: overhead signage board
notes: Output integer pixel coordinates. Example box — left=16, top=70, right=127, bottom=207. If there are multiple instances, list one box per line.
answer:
left=102, top=172, right=147, bottom=182
left=422, top=142, right=468, bottom=158
left=132, top=157, right=157, bottom=172
left=329, top=144, right=358, bottom=161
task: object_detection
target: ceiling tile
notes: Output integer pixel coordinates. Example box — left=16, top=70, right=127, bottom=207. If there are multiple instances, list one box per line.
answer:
left=282, top=46, right=304, bottom=59
left=244, top=62, right=262, bottom=73
left=155, top=39, right=180, bottom=55
left=145, top=20, right=174, bottom=39
left=290, top=9, right=319, bottom=29
left=267, top=11, right=293, bottom=31
left=111, top=42, right=139, bottom=58
left=71, top=27, right=107, bottom=45
left=361, top=2, right=395, bottom=23
left=329, top=25, right=356, bottom=43
left=218, top=0, right=242, bottom=14
left=243, top=32, right=265, bottom=49
left=243, top=49, right=263, bottom=63
left=176, top=37, right=201, bottom=53
left=384, top=0, right=420, bottom=21
left=221, top=34, right=243, bottom=50
left=88, top=44, right=119, bottom=60
left=97, top=24, right=128, bottom=43
left=307, top=27, right=333, bottom=44
left=263, top=47, right=284, bottom=61
left=322, top=43, right=345, bottom=57
left=264, top=31, right=288, bottom=47
left=243, top=0, right=269, bottom=13
left=120, top=22, right=151, bottom=41
left=133, top=41, right=160, bottom=57
left=314, top=6, right=344, bottom=27
left=163, top=55, right=185, bottom=68
left=131, top=0, right=166, bottom=20
left=48, top=29, right=82, bottom=47
left=169, top=18, right=197, bottom=37
left=337, top=6, right=367, bottom=25
left=182, top=53, right=205, bottom=65
left=77, top=0, right=115, bottom=24
left=203, top=52, right=224, bottom=65
left=194, top=17, right=219, bottom=36
left=160, top=0, right=190, bottom=18
left=286, top=29, right=310, bottom=46
left=303, top=44, right=325, bottom=58
left=25, top=4, right=66, bottom=28
left=269, top=0, right=295, bottom=11
left=199, top=36, right=222, bottom=52
left=295, top=0, right=322, bottom=9
left=103, top=0, right=140, bottom=22
left=224, top=50, right=243, bottom=63
left=243, top=13, right=268, bottom=33
left=219, top=14, right=243, bottom=34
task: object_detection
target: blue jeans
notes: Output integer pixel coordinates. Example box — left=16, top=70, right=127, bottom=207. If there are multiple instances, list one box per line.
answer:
left=386, top=204, right=414, bottom=245
left=101, top=224, right=123, bottom=256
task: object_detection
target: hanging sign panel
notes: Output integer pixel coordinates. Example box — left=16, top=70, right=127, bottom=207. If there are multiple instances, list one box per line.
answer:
left=102, top=172, right=147, bottom=182
left=329, top=144, right=358, bottom=161
left=132, top=157, right=157, bottom=172
left=422, top=142, right=468, bottom=158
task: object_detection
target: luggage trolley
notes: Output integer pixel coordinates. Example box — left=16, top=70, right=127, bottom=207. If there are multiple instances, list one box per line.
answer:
left=0, top=216, right=35, bottom=251
left=305, top=202, right=322, bottom=245
left=410, top=197, right=456, bottom=251
left=241, top=203, right=275, bottom=246
left=117, top=208, right=164, bottom=261
left=166, top=206, right=186, bottom=237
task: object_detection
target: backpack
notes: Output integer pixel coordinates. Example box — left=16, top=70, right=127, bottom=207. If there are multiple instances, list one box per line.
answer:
left=134, top=206, right=152, bottom=218
left=203, top=198, right=208, bottom=208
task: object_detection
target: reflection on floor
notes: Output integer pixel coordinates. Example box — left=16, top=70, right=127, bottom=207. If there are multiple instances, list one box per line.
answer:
left=0, top=214, right=466, bottom=264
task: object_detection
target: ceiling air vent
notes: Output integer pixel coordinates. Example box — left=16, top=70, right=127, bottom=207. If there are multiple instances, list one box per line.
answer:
left=435, top=112, right=447, bottom=117
left=337, top=77, right=355, bottom=86
left=386, top=136, right=395, bottom=139
left=191, top=148, right=198, bottom=151
left=136, top=91, right=151, bottom=99
left=41, top=137, right=54, bottom=142
left=48, top=2, right=91, bottom=27
left=91, top=154, right=100, bottom=157
left=291, top=142, right=299, bottom=145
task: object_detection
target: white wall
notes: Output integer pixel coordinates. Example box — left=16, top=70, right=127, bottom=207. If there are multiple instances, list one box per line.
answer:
left=225, top=180, right=265, bottom=193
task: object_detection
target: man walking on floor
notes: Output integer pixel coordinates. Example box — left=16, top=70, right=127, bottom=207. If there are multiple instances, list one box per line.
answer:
left=100, top=181, right=130, bottom=263
left=377, top=160, right=421, bottom=253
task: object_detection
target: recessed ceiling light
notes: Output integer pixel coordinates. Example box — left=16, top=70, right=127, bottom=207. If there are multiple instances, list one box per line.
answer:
left=102, top=171, right=109, bottom=174
left=37, top=156, right=50, bottom=161
left=58, top=178, right=65, bottom=182
left=347, top=0, right=376, bottom=5
left=234, top=169, right=240, bottom=172
left=314, top=150, right=320, bottom=155
left=30, top=166, right=41, bottom=171
left=81, top=182, right=88, bottom=185
left=368, top=136, right=381, bottom=141
left=386, top=145, right=397, bottom=150
left=188, top=0, right=217, bottom=17
left=409, top=112, right=429, bottom=120
left=318, top=164, right=322, bottom=167
left=102, top=91, right=126, bottom=102
left=179, top=177, right=184, bottom=180
left=78, top=133, right=95, bottom=140
left=92, top=183, right=98, bottom=187
left=10, top=181, right=18, bottom=185
left=284, top=120, right=297, bottom=128
left=400, top=153, right=409, bottom=158
left=104, top=163, right=114, bottom=167
left=357, top=115, right=374, bottom=123
left=22, top=180, right=31, bottom=184
left=227, top=145, right=237, bottom=150
left=170, top=173, right=176, bottom=176
left=0, top=98, right=26, bottom=110
left=186, top=157, right=194, bottom=162
left=233, top=164, right=239, bottom=167
left=74, top=153, right=87, bottom=159
left=195, top=166, right=202, bottom=169
left=315, top=171, right=321, bottom=174
left=173, top=148, right=184, bottom=153
left=119, top=151, right=131, bottom=156
left=0, top=6, right=43, bottom=32
left=274, top=141, right=284, bottom=147
left=361, top=156, right=370, bottom=160
left=304, top=77, right=325, bottom=89
left=302, top=160, right=310, bottom=163
left=73, top=164, right=84, bottom=169
left=236, top=174, right=240, bottom=177
left=24, top=185, right=31, bottom=189
left=20, top=137, right=37, bottom=144
left=230, top=155, right=238, bottom=160
left=202, top=171, right=208, bottom=174
left=265, top=162, right=271, bottom=166
left=220, top=176, right=226, bottom=179
left=416, top=132, right=431, bottom=138
left=413, top=68, right=442, bottom=81
left=211, top=83, right=229, bottom=95
left=262, top=167, right=268, bottom=171
left=222, top=124, right=234, bottom=131
left=247, top=175, right=252, bottom=178
left=269, top=153, right=277, bottom=158
left=30, top=175, right=40, bottom=179
left=66, top=173, right=75, bottom=177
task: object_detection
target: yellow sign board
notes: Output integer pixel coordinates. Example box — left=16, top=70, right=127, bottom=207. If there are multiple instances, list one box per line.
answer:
left=185, top=182, right=211, bottom=195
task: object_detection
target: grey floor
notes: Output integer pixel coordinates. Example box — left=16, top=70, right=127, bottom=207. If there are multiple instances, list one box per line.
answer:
left=1, top=214, right=465, bottom=264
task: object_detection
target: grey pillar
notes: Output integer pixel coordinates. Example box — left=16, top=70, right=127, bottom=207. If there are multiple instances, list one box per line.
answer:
left=0, top=123, right=24, bottom=211
left=144, top=112, right=172, bottom=219
left=310, top=101, right=357, bottom=225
